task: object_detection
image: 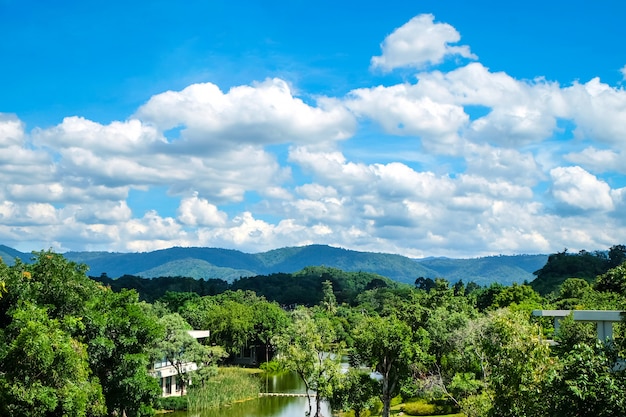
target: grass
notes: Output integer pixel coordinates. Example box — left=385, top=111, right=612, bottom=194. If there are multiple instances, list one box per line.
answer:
left=389, top=399, right=465, bottom=417
left=337, top=397, right=465, bottom=417
left=187, top=367, right=261, bottom=412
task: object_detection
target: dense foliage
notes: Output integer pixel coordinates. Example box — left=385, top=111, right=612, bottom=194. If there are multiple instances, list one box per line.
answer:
left=2, top=245, right=626, bottom=417
left=93, top=266, right=397, bottom=306
left=2, top=243, right=544, bottom=285
left=0, top=252, right=161, bottom=417
left=531, top=245, right=626, bottom=295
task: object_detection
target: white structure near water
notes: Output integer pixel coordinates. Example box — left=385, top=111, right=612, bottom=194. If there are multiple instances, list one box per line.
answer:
left=150, top=330, right=211, bottom=397
left=532, top=310, right=625, bottom=342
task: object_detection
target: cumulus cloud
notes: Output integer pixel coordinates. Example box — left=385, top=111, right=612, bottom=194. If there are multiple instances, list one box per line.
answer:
left=416, top=63, right=566, bottom=146
left=550, top=166, right=615, bottom=212
left=136, top=78, right=356, bottom=147
left=0, top=115, right=52, bottom=188
left=563, top=78, right=626, bottom=145
left=345, top=61, right=574, bottom=155
left=564, top=147, right=624, bottom=174
left=33, top=117, right=288, bottom=203
left=0, top=114, right=25, bottom=146
left=0, top=202, right=59, bottom=226
left=371, top=14, right=476, bottom=71
left=2, top=14, right=626, bottom=257
left=346, top=84, right=468, bottom=153
left=464, top=144, right=542, bottom=186
left=177, top=193, right=227, bottom=227
left=34, top=117, right=165, bottom=154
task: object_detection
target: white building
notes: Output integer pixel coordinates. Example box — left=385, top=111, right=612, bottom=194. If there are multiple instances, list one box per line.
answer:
left=150, top=330, right=210, bottom=397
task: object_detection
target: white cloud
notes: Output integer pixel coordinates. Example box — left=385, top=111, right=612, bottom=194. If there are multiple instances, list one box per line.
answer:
left=563, top=78, right=626, bottom=145
left=344, top=61, right=572, bottom=155
left=136, top=78, right=356, bottom=147
left=213, top=212, right=277, bottom=245
left=457, top=174, right=533, bottom=200
left=0, top=202, right=59, bottom=226
left=289, top=197, right=347, bottom=225
left=373, top=162, right=454, bottom=200
left=621, top=64, right=626, bottom=80
left=550, top=166, right=614, bottom=211
left=118, top=211, right=189, bottom=252
left=34, top=117, right=289, bottom=203
left=177, top=193, right=227, bottom=227
left=34, top=117, right=165, bottom=154
left=6, top=183, right=128, bottom=204
left=464, top=144, right=542, bottom=186
left=3, top=14, right=626, bottom=258
left=74, top=201, right=132, bottom=224
left=0, top=114, right=25, bottom=146
left=612, top=188, right=626, bottom=222
left=0, top=116, right=53, bottom=188
left=261, top=186, right=293, bottom=200
left=467, top=105, right=557, bottom=146
left=564, top=147, right=624, bottom=174
left=295, top=184, right=338, bottom=200
left=417, top=63, right=566, bottom=146
left=371, top=14, right=476, bottom=71
left=346, top=84, right=468, bottom=153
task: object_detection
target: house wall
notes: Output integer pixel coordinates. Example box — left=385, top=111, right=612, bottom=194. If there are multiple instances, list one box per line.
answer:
left=150, top=361, right=198, bottom=397
left=150, top=329, right=209, bottom=398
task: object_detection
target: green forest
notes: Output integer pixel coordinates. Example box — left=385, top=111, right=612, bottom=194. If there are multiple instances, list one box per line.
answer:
left=2, top=246, right=626, bottom=417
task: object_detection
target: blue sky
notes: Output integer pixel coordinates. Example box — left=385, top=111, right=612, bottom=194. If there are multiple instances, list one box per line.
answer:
left=1, top=0, right=625, bottom=257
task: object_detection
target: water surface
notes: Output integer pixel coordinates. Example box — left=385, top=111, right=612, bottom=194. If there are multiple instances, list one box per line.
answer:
left=169, top=372, right=331, bottom=417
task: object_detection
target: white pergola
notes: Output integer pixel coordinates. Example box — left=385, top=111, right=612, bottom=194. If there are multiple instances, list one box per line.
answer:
left=532, top=310, right=625, bottom=342
left=187, top=330, right=211, bottom=339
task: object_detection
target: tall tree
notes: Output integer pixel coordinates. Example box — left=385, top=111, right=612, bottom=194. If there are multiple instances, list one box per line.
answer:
left=84, top=289, right=162, bottom=417
left=154, top=313, right=208, bottom=396
left=321, top=280, right=337, bottom=314
left=0, top=252, right=162, bottom=417
left=480, top=309, right=553, bottom=417
left=547, top=342, right=626, bottom=417
left=181, top=291, right=256, bottom=354
left=253, top=299, right=289, bottom=363
left=595, top=263, right=626, bottom=295
left=0, top=302, right=106, bottom=417
left=351, top=314, right=431, bottom=417
left=608, top=244, right=626, bottom=269
left=329, top=368, right=379, bottom=417
left=276, top=308, right=342, bottom=417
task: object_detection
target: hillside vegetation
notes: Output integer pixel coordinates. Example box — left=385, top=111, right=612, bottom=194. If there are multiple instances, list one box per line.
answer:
left=531, top=245, right=626, bottom=295
left=1, top=244, right=547, bottom=287
left=94, top=266, right=398, bottom=305
left=2, top=248, right=626, bottom=417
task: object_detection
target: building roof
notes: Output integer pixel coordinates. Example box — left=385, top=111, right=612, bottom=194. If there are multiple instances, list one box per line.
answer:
left=533, top=310, right=625, bottom=322
left=187, top=330, right=210, bottom=339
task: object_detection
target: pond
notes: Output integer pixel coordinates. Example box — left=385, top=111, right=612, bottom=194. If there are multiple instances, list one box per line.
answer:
left=168, top=372, right=332, bottom=417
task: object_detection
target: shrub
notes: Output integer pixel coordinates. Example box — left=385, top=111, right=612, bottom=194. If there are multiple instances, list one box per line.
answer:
left=390, top=395, right=403, bottom=407
left=259, top=359, right=285, bottom=373
left=155, top=395, right=188, bottom=411
left=402, top=399, right=455, bottom=416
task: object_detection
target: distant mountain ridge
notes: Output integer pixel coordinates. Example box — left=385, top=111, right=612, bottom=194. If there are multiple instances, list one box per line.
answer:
left=0, top=244, right=548, bottom=286
left=0, top=245, right=31, bottom=265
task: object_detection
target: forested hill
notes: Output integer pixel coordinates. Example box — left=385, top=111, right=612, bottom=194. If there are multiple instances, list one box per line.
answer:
left=0, top=245, right=31, bottom=265
left=0, top=244, right=547, bottom=286
left=417, top=255, right=549, bottom=286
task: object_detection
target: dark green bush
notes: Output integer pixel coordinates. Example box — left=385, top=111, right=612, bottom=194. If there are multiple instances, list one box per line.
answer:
left=259, top=359, right=285, bottom=373
left=155, top=395, right=188, bottom=411
left=402, top=399, right=455, bottom=416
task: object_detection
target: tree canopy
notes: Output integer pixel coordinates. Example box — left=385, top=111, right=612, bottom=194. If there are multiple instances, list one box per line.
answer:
left=2, top=245, right=626, bottom=417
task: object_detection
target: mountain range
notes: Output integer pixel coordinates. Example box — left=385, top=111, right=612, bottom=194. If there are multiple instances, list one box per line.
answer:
left=0, top=244, right=548, bottom=287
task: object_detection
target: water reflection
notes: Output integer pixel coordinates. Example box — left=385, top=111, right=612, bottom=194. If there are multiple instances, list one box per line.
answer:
left=168, top=372, right=331, bottom=417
